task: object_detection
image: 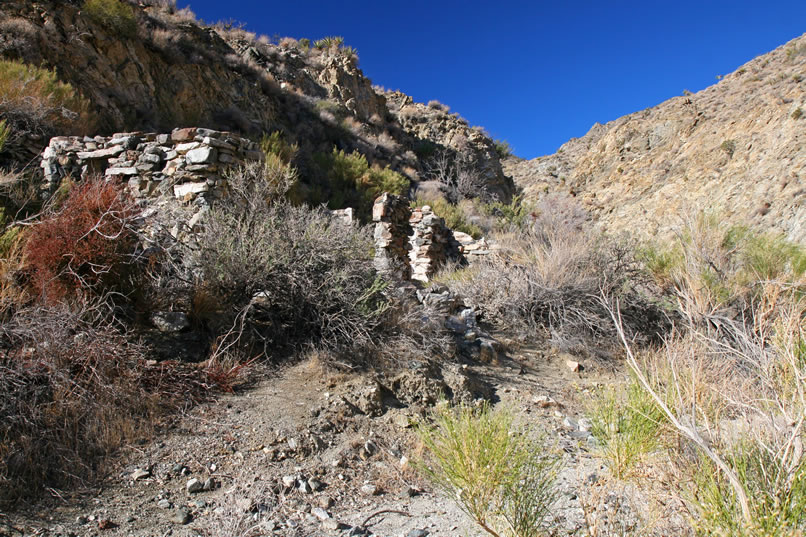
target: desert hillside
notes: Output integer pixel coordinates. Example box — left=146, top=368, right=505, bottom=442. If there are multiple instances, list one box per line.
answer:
left=1, top=3, right=805, bottom=537
left=506, top=33, right=806, bottom=242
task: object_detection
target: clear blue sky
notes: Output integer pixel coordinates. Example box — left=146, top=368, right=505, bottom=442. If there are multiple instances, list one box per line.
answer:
left=177, top=0, right=806, bottom=159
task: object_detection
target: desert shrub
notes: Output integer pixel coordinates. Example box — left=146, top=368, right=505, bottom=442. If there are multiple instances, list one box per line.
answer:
left=83, top=0, right=137, bottom=38
left=793, top=107, right=803, bottom=120
left=642, top=215, right=805, bottom=325
left=417, top=402, right=560, bottom=537
left=427, top=100, right=450, bottom=112
left=588, top=379, right=667, bottom=479
left=720, top=139, right=737, bottom=157
left=0, top=120, right=9, bottom=153
left=447, top=211, right=661, bottom=343
left=196, top=153, right=388, bottom=357
left=425, top=148, right=490, bottom=203
left=313, top=147, right=409, bottom=221
left=0, top=60, right=92, bottom=158
left=481, top=195, right=535, bottom=231
left=0, top=301, right=211, bottom=505
left=690, top=441, right=806, bottom=537
left=607, top=228, right=806, bottom=535
left=413, top=195, right=482, bottom=238
left=23, top=180, right=139, bottom=304
left=493, top=139, right=513, bottom=159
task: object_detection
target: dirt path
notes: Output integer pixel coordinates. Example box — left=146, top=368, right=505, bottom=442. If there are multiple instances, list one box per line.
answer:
left=3, top=344, right=646, bottom=537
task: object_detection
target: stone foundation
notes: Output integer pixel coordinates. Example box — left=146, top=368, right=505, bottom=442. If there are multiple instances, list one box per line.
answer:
left=40, top=128, right=263, bottom=204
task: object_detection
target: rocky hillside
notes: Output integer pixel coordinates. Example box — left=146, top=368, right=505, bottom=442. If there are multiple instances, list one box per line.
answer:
left=0, top=0, right=513, bottom=202
left=505, top=33, right=806, bottom=242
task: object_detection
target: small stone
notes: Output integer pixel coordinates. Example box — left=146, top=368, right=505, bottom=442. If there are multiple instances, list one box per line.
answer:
left=562, top=417, right=579, bottom=431
left=282, top=475, right=296, bottom=488
left=157, top=499, right=171, bottom=509
left=311, top=507, right=330, bottom=521
left=403, top=486, right=419, bottom=498
left=298, top=479, right=312, bottom=494
left=566, top=360, right=581, bottom=372
left=171, top=463, right=185, bottom=474
left=533, top=395, right=559, bottom=408
left=319, top=496, right=334, bottom=509
left=186, top=147, right=218, bottom=165
left=98, top=519, right=116, bottom=530
left=170, top=509, right=192, bottom=525
left=578, top=418, right=593, bottom=432
left=406, top=530, right=429, bottom=537
left=105, top=167, right=139, bottom=176
left=150, top=312, right=190, bottom=333
left=322, top=518, right=342, bottom=530
left=131, top=468, right=151, bottom=481
left=308, top=477, right=324, bottom=492
left=76, top=515, right=88, bottom=525
left=360, top=484, right=379, bottom=496
left=186, top=478, right=204, bottom=493
left=203, top=477, right=217, bottom=491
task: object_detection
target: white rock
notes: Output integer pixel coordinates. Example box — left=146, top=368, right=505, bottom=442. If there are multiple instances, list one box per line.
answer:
left=173, top=181, right=209, bottom=198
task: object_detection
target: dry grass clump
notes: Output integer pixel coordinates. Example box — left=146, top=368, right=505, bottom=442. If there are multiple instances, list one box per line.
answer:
left=598, top=215, right=806, bottom=535
left=0, top=300, right=212, bottom=506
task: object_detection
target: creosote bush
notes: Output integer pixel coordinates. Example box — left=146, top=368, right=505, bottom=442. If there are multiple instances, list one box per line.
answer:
left=83, top=0, right=137, bottom=38
left=313, top=147, right=409, bottom=221
left=24, top=180, right=138, bottom=304
left=417, top=402, right=560, bottom=537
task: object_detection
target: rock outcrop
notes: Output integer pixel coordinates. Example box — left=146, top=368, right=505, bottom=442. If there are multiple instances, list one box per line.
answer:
left=505, top=33, right=806, bottom=243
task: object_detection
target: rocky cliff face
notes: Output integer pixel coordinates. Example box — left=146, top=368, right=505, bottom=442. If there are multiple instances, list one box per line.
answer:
left=0, top=0, right=513, bottom=202
left=506, top=33, right=806, bottom=242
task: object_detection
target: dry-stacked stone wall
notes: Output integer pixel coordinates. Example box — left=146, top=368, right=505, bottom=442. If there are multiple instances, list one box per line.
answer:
left=40, top=128, right=263, bottom=204
left=408, top=205, right=462, bottom=282
left=372, top=193, right=412, bottom=280
left=372, top=194, right=492, bottom=283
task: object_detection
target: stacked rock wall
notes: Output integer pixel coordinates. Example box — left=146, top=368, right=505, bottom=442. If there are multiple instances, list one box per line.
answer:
left=372, top=193, right=412, bottom=280
left=408, top=206, right=462, bottom=282
left=40, top=128, right=263, bottom=204
left=372, top=193, right=492, bottom=283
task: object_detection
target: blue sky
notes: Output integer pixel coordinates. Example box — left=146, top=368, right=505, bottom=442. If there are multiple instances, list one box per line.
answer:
left=178, top=0, right=806, bottom=159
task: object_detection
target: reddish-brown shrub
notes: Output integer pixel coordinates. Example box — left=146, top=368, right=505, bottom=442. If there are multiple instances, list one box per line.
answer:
left=24, top=180, right=138, bottom=303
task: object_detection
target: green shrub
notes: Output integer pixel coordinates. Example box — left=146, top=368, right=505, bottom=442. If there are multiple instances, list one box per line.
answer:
left=413, top=196, right=482, bottom=238
left=720, top=139, right=737, bottom=158
left=0, top=119, right=9, bottom=153
left=83, top=0, right=137, bottom=38
left=493, top=139, right=513, bottom=159
left=792, top=107, right=803, bottom=120
left=691, top=442, right=806, bottom=537
left=588, top=379, right=667, bottom=479
left=417, top=402, right=560, bottom=537
left=313, top=147, right=409, bottom=221
left=481, top=195, right=534, bottom=231
left=0, top=60, right=92, bottom=154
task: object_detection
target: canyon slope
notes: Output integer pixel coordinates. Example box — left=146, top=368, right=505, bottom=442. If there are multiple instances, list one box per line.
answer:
left=505, top=33, right=806, bottom=242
